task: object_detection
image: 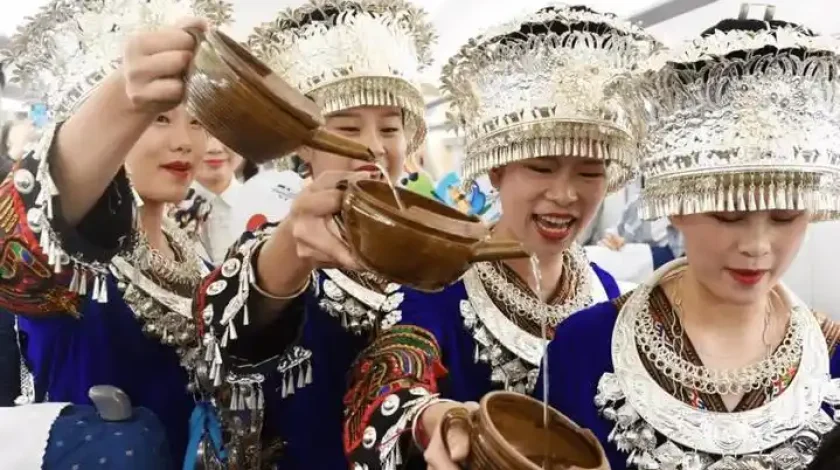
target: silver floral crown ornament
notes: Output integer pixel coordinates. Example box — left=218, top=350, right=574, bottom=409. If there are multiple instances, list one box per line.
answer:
left=247, top=0, right=436, bottom=156
left=638, top=4, right=840, bottom=221
left=2, top=0, right=234, bottom=122
left=441, top=3, right=662, bottom=192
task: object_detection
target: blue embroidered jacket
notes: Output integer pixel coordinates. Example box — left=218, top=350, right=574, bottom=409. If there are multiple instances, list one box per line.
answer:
left=344, top=262, right=623, bottom=469
left=535, top=290, right=840, bottom=470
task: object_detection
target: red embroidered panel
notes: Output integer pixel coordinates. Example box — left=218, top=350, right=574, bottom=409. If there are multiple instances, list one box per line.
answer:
left=343, top=325, right=447, bottom=456
left=0, top=179, right=79, bottom=316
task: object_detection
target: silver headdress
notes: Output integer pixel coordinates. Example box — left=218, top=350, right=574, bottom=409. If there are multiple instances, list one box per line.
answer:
left=247, top=0, right=435, bottom=155
left=441, top=4, right=662, bottom=191
left=2, top=0, right=233, bottom=121
left=639, top=10, right=840, bottom=220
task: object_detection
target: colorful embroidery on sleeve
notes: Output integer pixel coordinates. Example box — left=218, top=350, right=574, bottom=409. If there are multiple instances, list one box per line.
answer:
left=0, top=174, right=78, bottom=316
left=343, top=325, right=447, bottom=460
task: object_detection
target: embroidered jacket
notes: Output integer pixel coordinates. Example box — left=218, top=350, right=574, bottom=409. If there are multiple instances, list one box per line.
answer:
left=196, top=220, right=405, bottom=469
left=0, top=123, right=311, bottom=467
left=0, top=126, right=204, bottom=465
left=345, top=262, right=624, bottom=469
left=537, top=291, right=840, bottom=470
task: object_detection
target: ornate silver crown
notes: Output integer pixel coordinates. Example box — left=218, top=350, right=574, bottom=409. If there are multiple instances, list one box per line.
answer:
left=246, top=0, right=436, bottom=155
left=441, top=3, right=662, bottom=191
left=2, top=0, right=233, bottom=121
left=639, top=18, right=840, bottom=220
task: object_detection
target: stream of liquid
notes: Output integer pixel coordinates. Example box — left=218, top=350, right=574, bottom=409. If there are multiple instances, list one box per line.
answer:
left=529, top=254, right=551, bottom=470
left=375, top=160, right=406, bottom=211
left=376, top=161, right=552, bottom=466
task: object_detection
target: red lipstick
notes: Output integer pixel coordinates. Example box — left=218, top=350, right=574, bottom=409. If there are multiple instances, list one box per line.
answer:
left=533, top=213, right=576, bottom=242
left=161, top=161, right=193, bottom=178
left=727, top=269, right=767, bottom=286
left=204, top=159, right=226, bottom=168
left=355, top=164, right=380, bottom=173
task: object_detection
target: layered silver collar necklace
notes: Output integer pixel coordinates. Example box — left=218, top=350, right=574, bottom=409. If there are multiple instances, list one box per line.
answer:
left=597, top=259, right=839, bottom=470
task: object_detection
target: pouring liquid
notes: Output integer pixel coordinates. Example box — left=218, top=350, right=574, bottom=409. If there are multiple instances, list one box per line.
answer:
left=529, top=254, right=551, bottom=470
left=375, top=160, right=406, bottom=212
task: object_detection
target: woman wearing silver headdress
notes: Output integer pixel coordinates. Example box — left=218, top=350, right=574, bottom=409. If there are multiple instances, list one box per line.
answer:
left=538, top=11, right=840, bottom=470
left=342, top=5, right=660, bottom=469
left=0, top=0, right=247, bottom=466
left=191, top=1, right=435, bottom=468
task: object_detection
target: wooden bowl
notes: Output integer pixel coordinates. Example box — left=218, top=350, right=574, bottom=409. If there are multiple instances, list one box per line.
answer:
left=336, top=180, right=528, bottom=292
left=441, top=391, right=611, bottom=470
left=184, top=28, right=374, bottom=164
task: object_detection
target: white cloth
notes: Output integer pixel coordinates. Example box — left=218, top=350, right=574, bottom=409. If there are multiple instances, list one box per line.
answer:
left=585, top=243, right=654, bottom=285
left=193, top=179, right=242, bottom=264
left=229, top=170, right=304, bottom=235
left=0, top=403, right=70, bottom=469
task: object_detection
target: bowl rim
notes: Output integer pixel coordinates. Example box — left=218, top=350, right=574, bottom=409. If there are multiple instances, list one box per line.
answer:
left=202, top=29, right=324, bottom=128
left=480, top=391, right=605, bottom=469
left=347, top=179, right=488, bottom=243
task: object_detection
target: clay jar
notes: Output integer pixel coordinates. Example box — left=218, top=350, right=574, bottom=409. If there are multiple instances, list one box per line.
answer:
left=440, top=391, right=610, bottom=470
left=183, top=28, right=374, bottom=164
left=335, top=179, right=528, bottom=292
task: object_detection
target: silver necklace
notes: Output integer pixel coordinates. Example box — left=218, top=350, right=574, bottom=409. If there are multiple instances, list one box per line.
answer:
left=473, top=243, right=593, bottom=325
left=126, top=218, right=204, bottom=293
left=597, top=258, right=837, bottom=470
left=634, top=287, right=803, bottom=396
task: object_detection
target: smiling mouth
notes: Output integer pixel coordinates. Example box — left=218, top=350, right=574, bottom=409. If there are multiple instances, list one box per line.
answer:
left=533, top=214, right=576, bottom=241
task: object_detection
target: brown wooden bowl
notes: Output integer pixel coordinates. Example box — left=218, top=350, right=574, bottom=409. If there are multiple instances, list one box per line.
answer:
left=441, top=392, right=611, bottom=470
left=335, top=180, right=528, bottom=292
left=184, top=28, right=375, bottom=164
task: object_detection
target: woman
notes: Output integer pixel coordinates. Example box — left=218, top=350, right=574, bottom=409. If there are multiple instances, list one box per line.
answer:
left=0, top=1, right=240, bottom=466
left=343, top=6, right=660, bottom=469
left=190, top=136, right=243, bottom=263
left=192, top=0, right=435, bottom=467
left=536, top=13, right=840, bottom=470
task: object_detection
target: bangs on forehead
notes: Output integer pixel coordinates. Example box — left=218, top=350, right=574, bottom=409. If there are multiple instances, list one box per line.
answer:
left=520, top=155, right=607, bottom=165
left=327, top=107, right=404, bottom=118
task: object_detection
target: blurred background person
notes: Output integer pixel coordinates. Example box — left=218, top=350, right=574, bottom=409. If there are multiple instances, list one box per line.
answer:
left=581, top=178, right=684, bottom=283
left=190, top=136, right=243, bottom=264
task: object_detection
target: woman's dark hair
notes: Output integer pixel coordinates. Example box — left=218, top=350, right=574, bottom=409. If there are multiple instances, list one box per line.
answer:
left=241, top=160, right=259, bottom=182
left=0, top=123, right=14, bottom=181
left=807, top=423, right=840, bottom=470
left=668, top=18, right=831, bottom=86
left=487, top=5, right=641, bottom=47
left=0, top=122, right=9, bottom=158
left=702, top=18, right=813, bottom=59
left=700, top=18, right=813, bottom=38
left=278, top=3, right=367, bottom=29
left=674, top=18, right=817, bottom=71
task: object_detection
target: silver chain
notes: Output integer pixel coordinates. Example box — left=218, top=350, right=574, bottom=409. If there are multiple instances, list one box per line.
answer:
left=474, top=244, right=593, bottom=325
left=635, top=284, right=804, bottom=396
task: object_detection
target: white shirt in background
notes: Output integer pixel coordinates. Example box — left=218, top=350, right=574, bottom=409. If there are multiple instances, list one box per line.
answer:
left=229, top=170, right=304, bottom=236
left=193, top=179, right=242, bottom=265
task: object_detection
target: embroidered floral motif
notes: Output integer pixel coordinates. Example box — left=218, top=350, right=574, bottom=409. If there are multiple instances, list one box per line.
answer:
left=344, top=325, right=446, bottom=465
left=0, top=175, right=79, bottom=316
